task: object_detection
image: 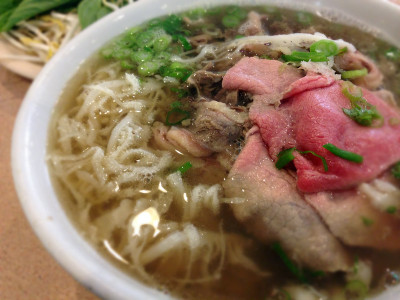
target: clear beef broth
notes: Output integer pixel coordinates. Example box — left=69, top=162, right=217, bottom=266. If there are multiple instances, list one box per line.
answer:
left=48, top=5, right=400, bottom=300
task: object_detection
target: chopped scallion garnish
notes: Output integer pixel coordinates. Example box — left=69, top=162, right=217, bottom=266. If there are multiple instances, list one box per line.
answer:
left=275, top=148, right=296, bottom=170
left=177, top=161, right=192, bottom=174
left=309, top=39, right=338, bottom=57
left=361, top=216, right=374, bottom=227
left=165, top=102, right=190, bottom=126
left=345, top=280, right=368, bottom=299
left=323, top=143, right=363, bottom=164
left=282, top=51, right=328, bottom=62
left=272, top=242, right=307, bottom=283
left=391, top=162, right=400, bottom=179
left=341, top=68, right=368, bottom=79
left=386, top=206, right=397, bottom=214
left=276, top=147, right=328, bottom=171
left=297, top=150, right=329, bottom=172
left=341, top=82, right=383, bottom=127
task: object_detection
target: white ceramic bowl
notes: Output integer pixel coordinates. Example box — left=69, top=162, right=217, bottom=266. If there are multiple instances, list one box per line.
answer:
left=11, top=0, right=400, bottom=299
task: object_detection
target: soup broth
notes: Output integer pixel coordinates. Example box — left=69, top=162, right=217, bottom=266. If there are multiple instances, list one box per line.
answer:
left=48, top=5, right=400, bottom=300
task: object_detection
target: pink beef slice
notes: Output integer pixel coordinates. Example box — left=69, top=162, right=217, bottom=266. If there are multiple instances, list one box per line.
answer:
left=223, top=127, right=351, bottom=272
left=222, top=57, right=303, bottom=105
left=305, top=187, right=400, bottom=250
left=250, top=80, right=400, bottom=193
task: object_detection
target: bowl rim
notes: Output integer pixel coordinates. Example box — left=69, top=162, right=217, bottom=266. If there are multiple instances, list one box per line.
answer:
left=11, top=0, right=400, bottom=299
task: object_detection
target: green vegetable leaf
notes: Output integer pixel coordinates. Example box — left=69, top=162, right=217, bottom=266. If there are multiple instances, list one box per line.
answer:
left=392, top=161, right=400, bottom=179
left=165, top=102, right=190, bottom=126
left=0, top=0, right=79, bottom=32
left=323, top=143, right=363, bottom=163
left=341, top=82, right=383, bottom=127
left=78, top=0, right=112, bottom=29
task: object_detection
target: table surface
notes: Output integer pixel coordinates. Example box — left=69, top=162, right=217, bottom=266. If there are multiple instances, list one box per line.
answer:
left=0, top=66, right=99, bottom=300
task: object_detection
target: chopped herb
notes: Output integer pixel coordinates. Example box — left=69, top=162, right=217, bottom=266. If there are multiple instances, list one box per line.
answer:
left=341, top=82, right=383, bottom=127
left=282, top=51, right=328, bottom=62
left=361, top=216, right=374, bottom=227
left=386, top=206, right=397, bottom=214
left=391, top=161, right=400, bottom=179
left=345, top=280, right=368, bottom=299
left=271, top=242, right=324, bottom=283
left=177, top=161, right=192, bottom=174
left=170, top=88, right=189, bottom=98
left=275, top=147, right=296, bottom=170
left=235, top=34, right=245, bottom=39
left=323, top=143, right=363, bottom=163
left=222, top=14, right=241, bottom=28
left=297, top=150, right=329, bottom=172
left=296, top=11, right=313, bottom=25
left=271, top=242, right=307, bottom=283
left=165, top=102, right=190, bottom=126
left=341, top=68, right=368, bottom=79
left=276, top=147, right=328, bottom=171
left=309, top=39, right=339, bottom=57
left=337, top=47, right=348, bottom=55
left=353, top=256, right=359, bottom=274
left=385, top=47, right=400, bottom=62
left=175, top=34, right=192, bottom=51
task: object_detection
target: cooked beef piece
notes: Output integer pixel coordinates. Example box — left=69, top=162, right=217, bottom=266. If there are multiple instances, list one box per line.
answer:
left=223, top=57, right=400, bottom=193
left=222, top=57, right=303, bottom=105
left=240, top=44, right=282, bottom=59
left=214, top=89, right=239, bottom=106
left=238, top=11, right=266, bottom=36
left=268, top=21, right=293, bottom=35
left=250, top=79, right=400, bottom=193
left=223, top=127, right=351, bottom=272
left=305, top=182, right=400, bottom=250
left=188, top=70, right=224, bottom=99
left=334, top=51, right=383, bottom=90
left=190, top=101, right=248, bottom=152
left=152, top=122, right=212, bottom=157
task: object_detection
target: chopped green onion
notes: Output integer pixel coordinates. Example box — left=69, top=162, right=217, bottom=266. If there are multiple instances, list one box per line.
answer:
left=138, top=61, right=161, bottom=76
left=177, top=161, right=192, bottom=174
left=226, top=6, right=247, bottom=20
left=131, top=50, right=153, bottom=63
left=222, top=15, right=241, bottom=28
left=276, top=148, right=328, bottom=171
left=341, top=82, right=383, bottom=126
left=282, top=51, right=328, bottom=62
left=120, top=60, right=135, bottom=69
left=345, top=280, right=368, bottom=299
left=275, top=147, right=296, bottom=170
left=165, top=102, right=190, bottom=126
left=336, top=47, right=348, bottom=55
left=176, top=34, right=192, bottom=51
left=170, top=101, right=182, bottom=108
left=153, top=35, right=172, bottom=52
left=271, top=242, right=307, bottom=283
left=353, top=256, right=359, bottom=275
left=341, top=68, right=368, bottom=79
left=296, top=11, right=313, bottom=25
left=310, top=39, right=339, bottom=57
left=386, top=206, right=397, bottom=214
left=297, top=150, right=329, bottom=172
left=235, top=34, right=245, bottom=39
left=385, top=47, right=400, bottom=62
left=323, top=143, right=363, bottom=163
left=170, top=88, right=189, bottom=98
left=361, top=216, right=374, bottom=227
left=159, top=14, right=183, bottom=35
left=159, top=64, right=192, bottom=82
left=391, top=161, right=400, bottom=179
